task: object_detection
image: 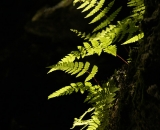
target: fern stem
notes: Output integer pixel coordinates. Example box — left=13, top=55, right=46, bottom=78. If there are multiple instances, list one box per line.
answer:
left=116, top=54, right=128, bottom=65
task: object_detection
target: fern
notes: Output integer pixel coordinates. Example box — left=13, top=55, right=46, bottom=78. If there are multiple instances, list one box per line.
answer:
left=127, top=0, right=144, bottom=7
left=93, top=6, right=122, bottom=32
left=70, top=75, right=120, bottom=130
left=76, top=62, right=90, bottom=77
left=122, top=32, right=144, bottom=45
left=70, top=29, right=91, bottom=40
left=85, top=65, right=98, bottom=82
left=48, top=82, right=86, bottom=99
left=82, top=0, right=98, bottom=13
left=89, top=0, right=115, bottom=24
left=128, top=0, right=145, bottom=20
left=48, top=0, right=145, bottom=130
left=84, top=0, right=105, bottom=18
left=77, top=1, right=90, bottom=9
left=47, top=61, right=98, bottom=81
left=72, top=0, right=144, bottom=45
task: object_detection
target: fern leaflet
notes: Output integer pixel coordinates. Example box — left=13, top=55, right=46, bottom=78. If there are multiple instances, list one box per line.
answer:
left=92, top=6, right=122, bottom=32
left=82, top=0, right=97, bottom=13
left=76, top=62, right=90, bottom=77
left=122, top=32, right=144, bottom=45
left=85, top=0, right=105, bottom=18
left=85, top=65, right=98, bottom=82
left=77, top=0, right=90, bottom=9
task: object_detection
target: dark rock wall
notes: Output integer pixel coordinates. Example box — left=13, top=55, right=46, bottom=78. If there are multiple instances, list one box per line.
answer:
left=108, top=1, right=160, bottom=130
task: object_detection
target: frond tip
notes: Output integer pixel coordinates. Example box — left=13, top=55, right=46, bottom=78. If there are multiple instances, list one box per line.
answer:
left=121, top=32, right=144, bottom=45
left=48, top=81, right=95, bottom=99
left=85, top=65, right=98, bottom=82
left=48, top=82, right=85, bottom=99
left=47, top=61, right=98, bottom=81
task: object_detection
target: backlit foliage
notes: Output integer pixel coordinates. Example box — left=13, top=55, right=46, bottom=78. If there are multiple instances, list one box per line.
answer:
left=47, top=0, right=145, bottom=129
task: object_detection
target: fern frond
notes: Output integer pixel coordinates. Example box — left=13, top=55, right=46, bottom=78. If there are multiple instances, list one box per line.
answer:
left=90, top=39, right=99, bottom=47
left=92, top=6, right=122, bottom=32
left=90, top=40, right=102, bottom=55
left=71, top=50, right=81, bottom=59
left=70, top=62, right=83, bottom=75
left=72, top=0, right=144, bottom=60
left=115, top=19, right=129, bottom=42
left=71, top=107, right=95, bottom=130
left=48, top=82, right=89, bottom=99
left=122, top=32, right=144, bottom=45
left=77, top=46, right=87, bottom=58
left=115, top=18, right=137, bottom=42
left=70, top=29, right=91, bottom=40
left=126, top=22, right=138, bottom=40
left=48, top=61, right=120, bottom=130
left=48, top=86, right=73, bottom=99
left=127, top=0, right=144, bottom=7
left=78, top=36, right=116, bottom=57
left=103, top=45, right=117, bottom=56
left=128, top=0, right=145, bottom=20
left=65, top=62, right=75, bottom=73
left=47, top=0, right=146, bottom=130
left=85, top=65, right=98, bottom=82
left=85, top=0, right=105, bottom=18
left=89, top=7, right=107, bottom=24
left=84, top=84, right=102, bottom=103
left=58, top=53, right=76, bottom=64
left=79, top=41, right=102, bottom=56
left=89, top=0, right=114, bottom=24
left=77, top=0, right=90, bottom=9
left=71, top=73, right=120, bottom=130
left=132, top=4, right=145, bottom=13
left=48, top=61, right=98, bottom=81
left=82, top=0, right=97, bottom=13
left=130, top=10, right=144, bottom=20
left=72, top=27, right=118, bottom=57
left=102, top=17, right=139, bottom=44
left=83, top=42, right=92, bottom=50
left=76, top=62, right=90, bottom=77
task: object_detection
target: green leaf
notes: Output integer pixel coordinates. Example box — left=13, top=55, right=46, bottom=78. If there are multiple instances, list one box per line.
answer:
left=122, top=32, right=144, bottom=45
left=72, top=62, right=84, bottom=75
left=85, top=0, right=105, bottom=18
left=77, top=1, right=89, bottom=9
left=82, top=0, right=97, bottom=13
left=48, top=86, right=73, bottom=99
left=103, top=45, right=117, bottom=56
left=76, top=62, right=90, bottom=77
left=85, top=65, right=98, bottom=82
left=69, top=62, right=79, bottom=74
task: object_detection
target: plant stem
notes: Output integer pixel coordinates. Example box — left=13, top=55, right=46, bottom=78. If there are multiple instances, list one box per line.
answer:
left=116, top=54, right=128, bottom=65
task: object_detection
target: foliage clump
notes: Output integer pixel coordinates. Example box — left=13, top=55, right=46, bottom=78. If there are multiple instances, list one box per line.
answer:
left=47, top=0, right=144, bottom=129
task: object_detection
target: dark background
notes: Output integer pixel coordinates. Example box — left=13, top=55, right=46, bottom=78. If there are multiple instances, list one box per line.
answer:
left=0, top=0, right=130, bottom=129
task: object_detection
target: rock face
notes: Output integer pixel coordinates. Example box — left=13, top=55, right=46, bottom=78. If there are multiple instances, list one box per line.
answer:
left=107, top=1, right=160, bottom=130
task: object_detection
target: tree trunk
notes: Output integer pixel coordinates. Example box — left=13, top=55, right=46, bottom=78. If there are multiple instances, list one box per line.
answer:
left=108, top=0, right=160, bottom=129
